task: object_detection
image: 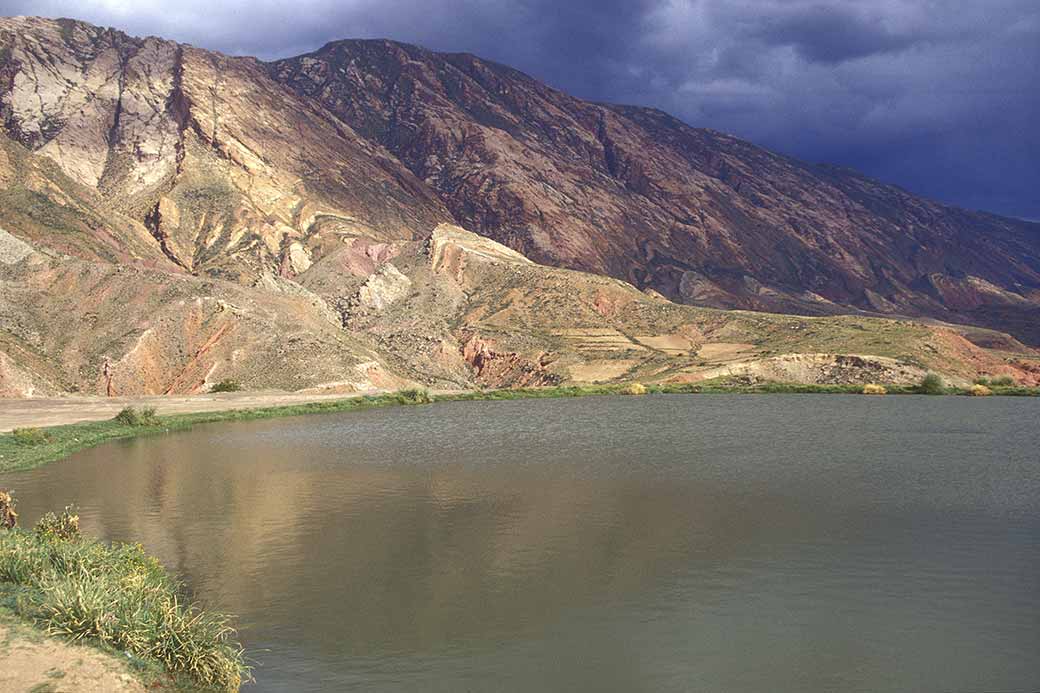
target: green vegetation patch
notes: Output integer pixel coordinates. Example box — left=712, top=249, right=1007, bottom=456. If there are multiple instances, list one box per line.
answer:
left=33, top=506, right=80, bottom=542
left=0, top=509, right=248, bottom=691
left=917, top=373, right=946, bottom=395
left=12, top=428, right=50, bottom=446
left=112, top=407, right=161, bottom=427
left=393, top=388, right=432, bottom=405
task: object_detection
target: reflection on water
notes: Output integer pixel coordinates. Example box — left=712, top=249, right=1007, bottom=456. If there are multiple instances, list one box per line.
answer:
left=8, top=395, right=1040, bottom=692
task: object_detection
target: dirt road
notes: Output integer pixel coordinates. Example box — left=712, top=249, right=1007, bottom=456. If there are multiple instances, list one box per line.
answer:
left=0, top=391, right=377, bottom=432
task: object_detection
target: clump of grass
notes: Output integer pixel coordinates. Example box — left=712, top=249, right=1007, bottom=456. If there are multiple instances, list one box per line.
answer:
left=209, top=379, right=242, bottom=393
left=0, top=489, right=17, bottom=529
left=0, top=522, right=248, bottom=690
left=12, top=428, right=50, bottom=446
left=112, top=407, right=160, bottom=427
left=969, top=383, right=993, bottom=397
left=394, top=388, right=432, bottom=405
left=862, top=383, right=887, bottom=395
left=34, top=506, right=80, bottom=541
left=620, top=382, right=648, bottom=395
left=917, top=373, right=945, bottom=395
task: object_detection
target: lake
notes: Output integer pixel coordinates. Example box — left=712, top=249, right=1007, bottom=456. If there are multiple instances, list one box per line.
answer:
left=6, top=394, right=1040, bottom=691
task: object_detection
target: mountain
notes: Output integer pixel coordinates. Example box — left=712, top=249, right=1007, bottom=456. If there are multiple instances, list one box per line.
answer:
left=271, top=39, right=1040, bottom=345
left=0, top=17, right=449, bottom=281
left=0, top=16, right=1037, bottom=396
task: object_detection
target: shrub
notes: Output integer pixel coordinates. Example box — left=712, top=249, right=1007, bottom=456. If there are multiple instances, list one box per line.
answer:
left=34, top=505, right=80, bottom=540
left=0, top=525, right=248, bottom=690
left=12, top=427, right=50, bottom=446
left=620, top=382, right=648, bottom=395
left=0, top=489, right=16, bottom=529
left=394, top=388, right=432, bottom=405
left=969, top=383, right=993, bottom=397
left=917, top=373, right=945, bottom=395
left=113, top=406, right=160, bottom=427
left=862, top=383, right=887, bottom=395
left=990, top=375, right=1015, bottom=387
left=210, top=379, right=242, bottom=393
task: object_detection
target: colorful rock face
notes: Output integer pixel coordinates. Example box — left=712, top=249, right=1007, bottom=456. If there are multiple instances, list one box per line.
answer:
left=0, top=17, right=1037, bottom=396
left=271, top=38, right=1040, bottom=345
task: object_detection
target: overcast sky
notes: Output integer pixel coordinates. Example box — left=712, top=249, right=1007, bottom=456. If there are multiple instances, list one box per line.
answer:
left=4, top=0, right=1038, bottom=220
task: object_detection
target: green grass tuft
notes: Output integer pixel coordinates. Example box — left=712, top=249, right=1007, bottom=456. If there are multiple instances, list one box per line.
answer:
left=917, top=373, right=946, bottom=395
left=0, top=527, right=248, bottom=691
left=34, top=507, right=80, bottom=542
left=393, top=388, right=432, bottom=405
left=112, top=407, right=160, bottom=427
left=12, top=428, right=50, bottom=446
left=0, top=489, right=16, bottom=529
left=209, top=380, right=242, bottom=393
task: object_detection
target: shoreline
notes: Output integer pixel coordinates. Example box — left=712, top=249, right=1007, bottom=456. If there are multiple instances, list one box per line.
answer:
left=0, top=527, right=246, bottom=692
left=2, top=382, right=1038, bottom=474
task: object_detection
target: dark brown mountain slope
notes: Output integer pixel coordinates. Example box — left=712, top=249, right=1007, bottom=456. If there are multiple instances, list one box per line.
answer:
left=271, top=40, right=1040, bottom=344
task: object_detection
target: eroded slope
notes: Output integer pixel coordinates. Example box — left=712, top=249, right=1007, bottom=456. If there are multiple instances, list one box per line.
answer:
left=273, top=40, right=1040, bottom=344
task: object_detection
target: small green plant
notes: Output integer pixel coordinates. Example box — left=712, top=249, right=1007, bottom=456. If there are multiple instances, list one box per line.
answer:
left=0, top=488, right=17, bottom=529
left=394, top=388, right=432, bottom=405
left=917, top=373, right=945, bottom=395
left=620, top=382, right=648, bottom=395
left=112, top=407, right=160, bottom=427
left=12, top=427, right=50, bottom=446
left=209, top=379, right=242, bottom=393
left=34, top=506, right=80, bottom=541
left=990, top=375, right=1015, bottom=387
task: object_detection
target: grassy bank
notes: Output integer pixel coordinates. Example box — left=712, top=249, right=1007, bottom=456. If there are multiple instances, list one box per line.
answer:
left=0, top=511, right=247, bottom=691
left=2, top=383, right=1038, bottom=474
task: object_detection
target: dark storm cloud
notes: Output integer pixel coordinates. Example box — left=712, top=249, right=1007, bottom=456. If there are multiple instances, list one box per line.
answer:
left=3, top=0, right=1038, bottom=219
left=752, top=4, right=922, bottom=63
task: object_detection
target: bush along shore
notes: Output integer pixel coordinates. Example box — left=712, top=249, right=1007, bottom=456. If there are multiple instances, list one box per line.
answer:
left=2, top=379, right=1038, bottom=474
left=0, top=494, right=249, bottom=691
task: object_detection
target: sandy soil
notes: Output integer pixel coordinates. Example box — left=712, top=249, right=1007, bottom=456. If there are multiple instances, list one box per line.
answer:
left=0, top=620, right=146, bottom=692
left=632, top=334, right=697, bottom=354
left=0, top=391, right=377, bottom=432
left=568, top=359, right=639, bottom=383
left=696, top=342, right=756, bottom=361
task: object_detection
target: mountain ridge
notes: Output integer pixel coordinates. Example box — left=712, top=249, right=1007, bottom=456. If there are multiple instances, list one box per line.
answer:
left=0, top=15, right=1037, bottom=396
left=269, top=36, right=1040, bottom=344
